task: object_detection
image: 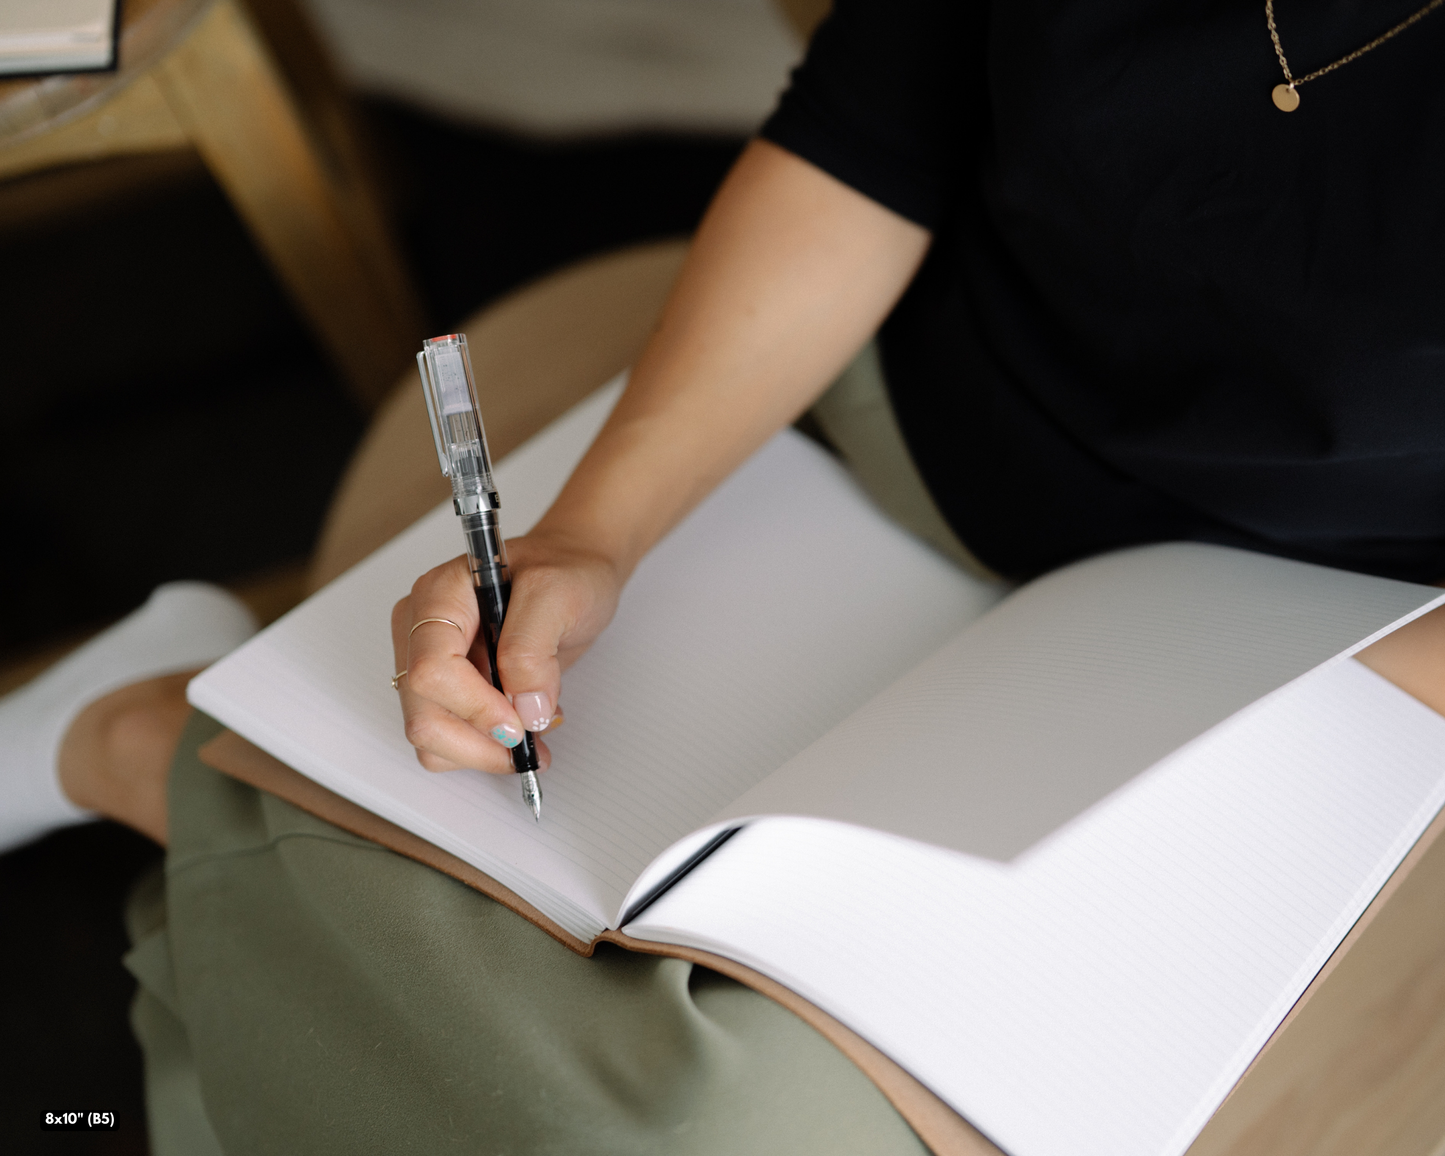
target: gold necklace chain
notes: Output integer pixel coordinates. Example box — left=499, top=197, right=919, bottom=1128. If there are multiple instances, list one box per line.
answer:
left=1265, top=0, right=1444, bottom=110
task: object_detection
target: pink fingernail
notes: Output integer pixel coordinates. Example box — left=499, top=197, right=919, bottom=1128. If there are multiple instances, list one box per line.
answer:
left=489, top=722, right=524, bottom=749
left=514, top=692, right=553, bottom=732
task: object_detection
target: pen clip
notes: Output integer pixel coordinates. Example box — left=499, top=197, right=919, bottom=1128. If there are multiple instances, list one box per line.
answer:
left=416, top=350, right=451, bottom=478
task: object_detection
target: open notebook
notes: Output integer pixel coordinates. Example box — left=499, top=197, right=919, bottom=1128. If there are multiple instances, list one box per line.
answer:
left=190, top=379, right=1445, bottom=1156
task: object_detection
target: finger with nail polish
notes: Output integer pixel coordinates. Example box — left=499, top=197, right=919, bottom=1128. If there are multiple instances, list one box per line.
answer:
left=489, top=721, right=525, bottom=749
left=514, top=691, right=554, bottom=732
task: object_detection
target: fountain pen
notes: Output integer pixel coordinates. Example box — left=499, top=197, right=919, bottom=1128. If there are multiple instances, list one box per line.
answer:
left=416, top=333, right=543, bottom=820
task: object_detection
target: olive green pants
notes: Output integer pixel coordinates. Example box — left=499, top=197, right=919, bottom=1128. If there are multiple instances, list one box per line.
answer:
left=120, top=349, right=988, bottom=1155
left=123, top=712, right=930, bottom=1155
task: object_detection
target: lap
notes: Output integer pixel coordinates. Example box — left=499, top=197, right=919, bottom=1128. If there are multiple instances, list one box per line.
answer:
left=126, top=712, right=928, bottom=1156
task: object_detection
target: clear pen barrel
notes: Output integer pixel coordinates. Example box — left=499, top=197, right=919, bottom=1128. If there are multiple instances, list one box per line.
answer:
left=417, top=333, right=498, bottom=510
left=418, top=333, right=541, bottom=784
left=418, top=334, right=512, bottom=614
left=462, top=507, right=511, bottom=621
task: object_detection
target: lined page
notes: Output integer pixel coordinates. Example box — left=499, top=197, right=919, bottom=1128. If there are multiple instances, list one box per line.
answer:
left=629, top=658, right=1445, bottom=1156
left=189, top=379, right=1002, bottom=940
left=717, top=543, right=1443, bottom=860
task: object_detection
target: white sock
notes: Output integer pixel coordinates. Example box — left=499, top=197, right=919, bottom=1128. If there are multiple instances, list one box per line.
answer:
left=0, top=582, right=258, bottom=853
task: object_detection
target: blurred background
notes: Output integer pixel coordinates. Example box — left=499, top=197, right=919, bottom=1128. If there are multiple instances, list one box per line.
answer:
left=0, top=0, right=812, bottom=673
left=0, top=1, right=816, bottom=1149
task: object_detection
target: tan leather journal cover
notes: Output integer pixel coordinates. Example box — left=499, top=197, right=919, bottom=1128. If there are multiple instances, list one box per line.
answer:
left=199, top=729, right=1445, bottom=1156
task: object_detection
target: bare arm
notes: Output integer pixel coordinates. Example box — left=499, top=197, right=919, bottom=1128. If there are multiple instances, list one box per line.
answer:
left=536, top=139, right=930, bottom=577
left=393, top=140, right=931, bottom=773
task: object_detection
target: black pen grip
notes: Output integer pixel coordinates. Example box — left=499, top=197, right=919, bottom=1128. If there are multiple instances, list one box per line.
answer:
left=471, top=537, right=540, bottom=774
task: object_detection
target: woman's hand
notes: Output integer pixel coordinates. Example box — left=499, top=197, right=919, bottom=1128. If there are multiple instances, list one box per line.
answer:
left=391, top=533, right=622, bottom=773
left=392, top=140, right=929, bottom=773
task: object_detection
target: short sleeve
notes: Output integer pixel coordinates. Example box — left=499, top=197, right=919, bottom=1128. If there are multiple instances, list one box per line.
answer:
left=759, top=0, right=979, bottom=230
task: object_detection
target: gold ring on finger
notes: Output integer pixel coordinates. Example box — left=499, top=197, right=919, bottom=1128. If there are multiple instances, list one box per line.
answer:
left=409, top=617, right=466, bottom=641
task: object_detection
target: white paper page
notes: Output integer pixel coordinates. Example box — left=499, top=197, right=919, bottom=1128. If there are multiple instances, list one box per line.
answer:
left=190, top=378, right=1003, bottom=940
left=629, top=658, right=1445, bottom=1156
left=718, top=543, right=1443, bottom=860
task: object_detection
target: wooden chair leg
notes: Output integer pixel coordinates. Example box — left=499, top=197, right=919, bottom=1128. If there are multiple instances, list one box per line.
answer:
left=154, top=0, right=425, bottom=409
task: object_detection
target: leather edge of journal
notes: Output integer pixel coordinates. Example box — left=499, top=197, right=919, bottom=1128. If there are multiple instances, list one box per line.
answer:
left=195, top=729, right=594, bottom=955
left=1183, top=789, right=1445, bottom=1154
left=596, top=928, right=1003, bottom=1156
left=196, top=728, right=1003, bottom=1156
left=1212, top=794, right=1445, bottom=1086
left=198, top=727, right=1445, bottom=1156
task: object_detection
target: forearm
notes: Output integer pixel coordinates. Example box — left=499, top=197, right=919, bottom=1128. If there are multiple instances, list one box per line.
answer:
left=393, top=141, right=930, bottom=770
left=530, top=139, right=931, bottom=579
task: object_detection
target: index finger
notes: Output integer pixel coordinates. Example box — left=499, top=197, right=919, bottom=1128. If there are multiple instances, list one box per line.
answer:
left=392, top=557, right=527, bottom=767
left=390, top=556, right=480, bottom=673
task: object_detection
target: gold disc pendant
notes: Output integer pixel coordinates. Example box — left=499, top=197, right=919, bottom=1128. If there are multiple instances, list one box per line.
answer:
left=1272, top=83, right=1301, bottom=111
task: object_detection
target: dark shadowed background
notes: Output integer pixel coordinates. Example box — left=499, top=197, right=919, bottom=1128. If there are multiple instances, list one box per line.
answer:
left=0, top=96, right=742, bottom=1156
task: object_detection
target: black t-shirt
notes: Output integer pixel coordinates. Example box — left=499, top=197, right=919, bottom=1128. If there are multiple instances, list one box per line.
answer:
left=761, top=0, right=1445, bottom=582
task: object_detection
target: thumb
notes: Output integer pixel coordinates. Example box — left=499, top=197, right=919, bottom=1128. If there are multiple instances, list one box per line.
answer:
left=495, top=535, right=623, bottom=733
left=494, top=574, right=568, bottom=734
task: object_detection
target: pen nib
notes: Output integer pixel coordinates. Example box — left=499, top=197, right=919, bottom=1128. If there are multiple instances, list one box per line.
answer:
left=519, top=770, right=542, bottom=822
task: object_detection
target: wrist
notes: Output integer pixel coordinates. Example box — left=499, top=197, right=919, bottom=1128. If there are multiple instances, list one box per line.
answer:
left=523, top=512, right=640, bottom=586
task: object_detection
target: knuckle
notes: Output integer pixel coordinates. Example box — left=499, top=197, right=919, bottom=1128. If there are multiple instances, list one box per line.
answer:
left=419, top=555, right=470, bottom=594
left=391, top=596, right=411, bottom=628
left=403, top=713, right=441, bottom=750
left=412, top=559, right=446, bottom=594
left=406, top=655, right=449, bottom=699
left=457, top=697, right=505, bottom=731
